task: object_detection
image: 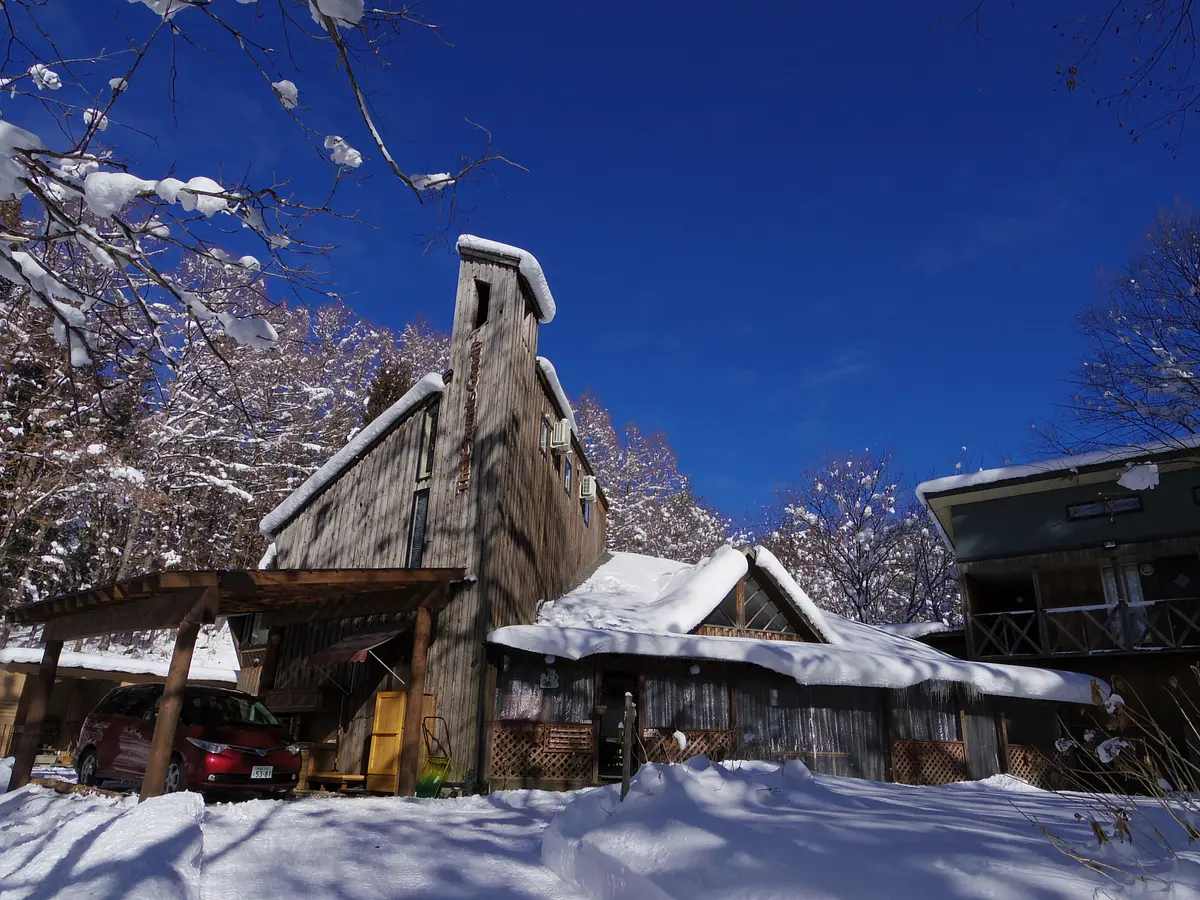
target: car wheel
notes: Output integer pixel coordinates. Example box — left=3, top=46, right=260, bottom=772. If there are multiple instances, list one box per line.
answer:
left=164, top=757, right=186, bottom=794
left=77, top=749, right=99, bottom=787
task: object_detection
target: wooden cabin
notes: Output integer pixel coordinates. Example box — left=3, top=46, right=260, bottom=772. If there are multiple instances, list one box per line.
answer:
left=918, top=441, right=1200, bottom=759
left=485, top=546, right=1098, bottom=791
left=249, top=235, right=1102, bottom=794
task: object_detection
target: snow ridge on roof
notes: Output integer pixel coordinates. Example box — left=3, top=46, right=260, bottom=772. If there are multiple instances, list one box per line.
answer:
left=457, top=234, right=556, bottom=324
left=752, top=546, right=840, bottom=644
left=537, top=356, right=576, bottom=432
left=541, top=546, right=747, bottom=635
left=504, top=547, right=1106, bottom=704
left=917, top=434, right=1200, bottom=501
left=488, top=624, right=1101, bottom=705
left=260, top=372, right=444, bottom=540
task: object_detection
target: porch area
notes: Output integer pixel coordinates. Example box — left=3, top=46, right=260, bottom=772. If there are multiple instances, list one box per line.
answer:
left=964, top=550, right=1200, bottom=659
left=3, top=566, right=463, bottom=800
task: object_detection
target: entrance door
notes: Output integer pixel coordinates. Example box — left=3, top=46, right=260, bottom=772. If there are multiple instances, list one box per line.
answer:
left=597, top=674, right=638, bottom=782
left=366, top=691, right=407, bottom=793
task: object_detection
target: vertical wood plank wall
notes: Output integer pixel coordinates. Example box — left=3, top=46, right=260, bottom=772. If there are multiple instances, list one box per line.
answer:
left=423, top=251, right=608, bottom=787
left=273, top=403, right=434, bottom=569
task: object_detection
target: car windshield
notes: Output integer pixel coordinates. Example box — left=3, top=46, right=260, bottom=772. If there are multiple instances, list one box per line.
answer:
left=182, top=692, right=279, bottom=727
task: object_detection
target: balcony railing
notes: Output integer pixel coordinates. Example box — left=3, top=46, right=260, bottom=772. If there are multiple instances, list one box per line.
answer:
left=970, top=596, right=1200, bottom=659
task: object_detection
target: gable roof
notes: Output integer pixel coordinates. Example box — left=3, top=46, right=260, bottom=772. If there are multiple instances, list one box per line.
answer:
left=489, top=546, right=1105, bottom=705
left=259, top=373, right=444, bottom=541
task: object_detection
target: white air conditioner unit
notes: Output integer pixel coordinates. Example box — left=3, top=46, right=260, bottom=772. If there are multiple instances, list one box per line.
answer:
left=579, top=475, right=598, bottom=503
left=550, top=418, right=572, bottom=453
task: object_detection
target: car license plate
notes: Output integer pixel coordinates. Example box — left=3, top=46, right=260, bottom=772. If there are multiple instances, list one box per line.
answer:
left=251, top=766, right=273, bottom=780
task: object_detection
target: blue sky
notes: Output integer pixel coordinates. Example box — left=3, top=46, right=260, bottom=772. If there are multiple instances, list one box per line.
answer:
left=56, top=2, right=1198, bottom=522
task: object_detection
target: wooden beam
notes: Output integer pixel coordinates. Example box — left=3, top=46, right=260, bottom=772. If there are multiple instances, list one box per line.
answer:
left=6, top=640, right=63, bottom=793
left=43, top=589, right=214, bottom=643
left=397, top=605, right=432, bottom=797
left=256, top=627, right=285, bottom=699
left=258, top=585, right=440, bottom=627
left=139, top=589, right=212, bottom=801
left=223, top=568, right=465, bottom=591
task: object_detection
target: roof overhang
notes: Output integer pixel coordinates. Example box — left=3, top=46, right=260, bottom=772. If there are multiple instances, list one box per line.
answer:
left=10, top=568, right=467, bottom=644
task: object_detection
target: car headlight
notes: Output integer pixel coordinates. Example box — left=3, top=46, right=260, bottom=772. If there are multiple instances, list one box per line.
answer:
left=286, top=744, right=301, bottom=756
left=186, top=737, right=230, bottom=755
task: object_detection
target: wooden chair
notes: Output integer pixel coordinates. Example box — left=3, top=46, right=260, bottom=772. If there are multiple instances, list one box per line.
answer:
left=301, top=727, right=366, bottom=792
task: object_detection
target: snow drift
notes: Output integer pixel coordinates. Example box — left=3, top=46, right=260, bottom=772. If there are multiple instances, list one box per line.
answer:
left=544, top=757, right=1200, bottom=900
left=0, top=786, right=204, bottom=900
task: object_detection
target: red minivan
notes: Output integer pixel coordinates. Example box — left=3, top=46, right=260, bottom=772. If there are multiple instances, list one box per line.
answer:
left=75, top=683, right=301, bottom=794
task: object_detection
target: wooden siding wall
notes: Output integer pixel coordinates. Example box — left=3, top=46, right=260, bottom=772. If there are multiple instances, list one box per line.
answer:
left=423, top=252, right=608, bottom=787
left=274, top=401, right=434, bottom=569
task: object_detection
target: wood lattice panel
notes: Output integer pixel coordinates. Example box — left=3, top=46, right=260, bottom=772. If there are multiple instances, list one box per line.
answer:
left=489, top=722, right=594, bottom=783
left=891, top=740, right=969, bottom=785
left=642, top=729, right=736, bottom=765
left=1006, top=744, right=1059, bottom=790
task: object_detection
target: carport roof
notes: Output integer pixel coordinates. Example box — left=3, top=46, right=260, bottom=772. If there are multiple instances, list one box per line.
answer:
left=9, top=567, right=467, bottom=643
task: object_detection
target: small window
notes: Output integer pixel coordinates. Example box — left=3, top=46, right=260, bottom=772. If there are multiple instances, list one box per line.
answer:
left=418, top=407, right=438, bottom=480
left=407, top=488, right=431, bottom=567
left=474, top=279, right=490, bottom=329
left=1067, top=496, right=1143, bottom=520
left=539, top=416, right=551, bottom=458
left=564, top=458, right=573, bottom=495
left=582, top=501, right=591, bottom=526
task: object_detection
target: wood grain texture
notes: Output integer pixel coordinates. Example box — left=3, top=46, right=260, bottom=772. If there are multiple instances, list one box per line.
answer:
left=274, top=401, right=436, bottom=569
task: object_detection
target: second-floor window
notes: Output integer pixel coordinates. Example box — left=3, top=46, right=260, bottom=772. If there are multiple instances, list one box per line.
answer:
left=539, top=416, right=551, bottom=458
left=582, top=500, right=590, bottom=526
left=1067, top=496, right=1142, bottom=521
left=564, top=458, right=573, bottom=495
left=418, top=406, right=438, bottom=480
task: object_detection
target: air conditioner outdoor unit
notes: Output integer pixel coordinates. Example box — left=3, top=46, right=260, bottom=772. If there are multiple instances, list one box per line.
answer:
left=579, top=475, right=598, bottom=503
left=550, top=418, right=572, bottom=453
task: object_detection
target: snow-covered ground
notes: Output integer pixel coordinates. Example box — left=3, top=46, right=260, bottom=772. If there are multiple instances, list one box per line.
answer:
left=0, top=769, right=583, bottom=900
left=6, top=755, right=1200, bottom=900
left=545, top=758, right=1200, bottom=900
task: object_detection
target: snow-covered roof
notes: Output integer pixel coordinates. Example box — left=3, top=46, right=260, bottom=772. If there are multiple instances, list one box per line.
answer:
left=457, top=235, right=556, bottom=324
left=917, top=434, right=1200, bottom=502
left=536, top=357, right=576, bottom=432
left=874, top=621, right=953, bottom=640
left=495, top=547, right=1105, bottom=704
left=260, top=373, right=444, bottom=540
left=0, top=622, right=240, bottom=684
left=539, top=546, right=837, bottom=645
left=488, top=624, right=1099, bottom=704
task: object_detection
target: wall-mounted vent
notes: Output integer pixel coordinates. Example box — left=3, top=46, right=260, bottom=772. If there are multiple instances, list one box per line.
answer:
left=579, top=475, right=598, bottom=503
left=550, top=418, right=572, bottom=453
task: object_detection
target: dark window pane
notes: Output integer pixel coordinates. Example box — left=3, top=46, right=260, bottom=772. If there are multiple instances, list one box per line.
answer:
left=494, top=657, right=593, bottom=723
left=643, top=671, right=730, bottom=729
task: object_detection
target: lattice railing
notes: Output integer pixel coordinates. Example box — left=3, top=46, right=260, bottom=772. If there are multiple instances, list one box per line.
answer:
left=971, top=610, right=1041, bottom=658
left=489, top=722, right=595, bottom=784
left=1006, top=744, right=1061, bottom=790
left=891, top=740, right=969, bottom=785
left=641, top=729, right=736, bottom=765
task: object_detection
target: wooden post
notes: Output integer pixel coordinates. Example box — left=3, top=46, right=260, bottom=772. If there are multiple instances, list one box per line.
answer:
left=620, top=691, right=634, bottom=801
left=397, top=604, right=432, bottom=797
left=959, top=575, right=979, bottom=660
left=1031, top=569, right=1050, bottom=655
left=256, top=626, right=285, bottom=699
left=139, top=594, right=213, bottom=801
left=7, top=640, right=63, bottom=792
